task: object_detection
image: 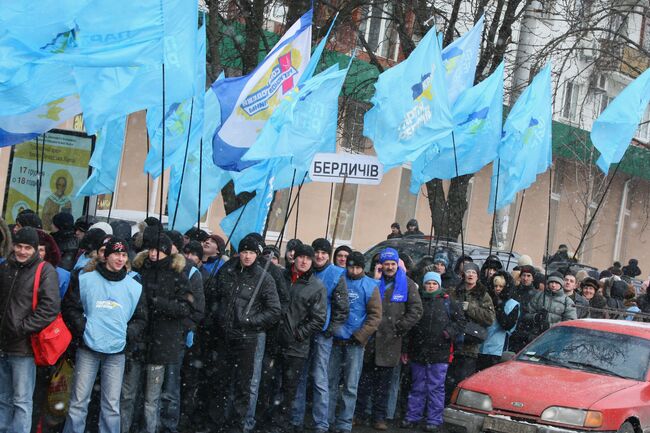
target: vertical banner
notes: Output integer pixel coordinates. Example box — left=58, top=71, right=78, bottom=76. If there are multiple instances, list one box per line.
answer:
left=4, top=129, right=93, bottom=230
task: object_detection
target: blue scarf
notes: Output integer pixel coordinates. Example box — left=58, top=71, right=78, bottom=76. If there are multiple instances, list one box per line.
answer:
left=378, top=248, right=408, bottom=303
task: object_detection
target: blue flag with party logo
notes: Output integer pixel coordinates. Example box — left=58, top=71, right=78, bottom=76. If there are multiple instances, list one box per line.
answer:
left=364, top=27, right=453, bottom=166
left=488, top=63, right=553, bottom=213
left=442, top=15, right=484, bottom=105
left=211, top=10, right=313, bottom=172
left=592, top=68, right=650, bottom=174
left=77, top=117, right=128, bottom=196
left=410, top=62, right=504, bottom=193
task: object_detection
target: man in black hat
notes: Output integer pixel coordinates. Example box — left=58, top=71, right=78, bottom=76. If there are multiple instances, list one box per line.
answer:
left=206, top=236, right=280, bottom=433
left=387, top=223, right=402, bottom=239
left=403, top=219, right=424, bottom=238
left=51, top=212, right=79, bottom=271
left=284, top=239, right=302, bottom=270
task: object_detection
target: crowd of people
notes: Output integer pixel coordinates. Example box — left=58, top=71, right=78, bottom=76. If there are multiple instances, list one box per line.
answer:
left=1, top=210, right=647, bottom=433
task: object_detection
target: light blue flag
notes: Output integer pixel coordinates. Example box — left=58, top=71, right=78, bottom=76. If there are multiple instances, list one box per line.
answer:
left=211, top=10, right=313, bottom=172
left=364, top=28, right=453, bottom=166
left=442, top=15, right=484, bottom=105
left=72, top=0, right=198, bottom=134
left=0, top=95, right=81, bottom=147
left=298, top=13, right=338, bottom=87
left=592, top=68, right=650, bottom=174
left=488, top=63, right=553, bottom=213
left=145, top=24, right=206, bottom=178
left=220, top=173, right=275, bottom=252
left=410, top=62, right=504, bottom=193
left=76, top=117, right=127, bottom=196
left=242, top=63, right=348, bottom=170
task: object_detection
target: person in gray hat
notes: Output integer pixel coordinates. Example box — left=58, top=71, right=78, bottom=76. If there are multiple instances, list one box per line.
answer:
left=526, top=273, right=577, bottom=337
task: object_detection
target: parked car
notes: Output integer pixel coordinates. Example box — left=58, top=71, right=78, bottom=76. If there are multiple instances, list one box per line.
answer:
left=444, top=319, right=650, bottom=433
left=363, top=238, right=521, bottom=274
left=546, top=260, right=599, bottom=276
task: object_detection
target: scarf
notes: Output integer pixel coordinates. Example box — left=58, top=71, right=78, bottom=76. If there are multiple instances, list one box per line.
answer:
left=379, top=267, right=408, bottom=303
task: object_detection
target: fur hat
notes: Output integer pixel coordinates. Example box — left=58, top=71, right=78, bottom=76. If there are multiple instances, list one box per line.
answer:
left=311, top=238, right=332, bottom=255
left=294, top=244, right=315, bottom=259
left=346, top=251, right=365, bottom=268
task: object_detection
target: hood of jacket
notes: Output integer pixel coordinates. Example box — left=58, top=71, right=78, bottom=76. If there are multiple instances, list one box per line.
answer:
left=488, top=270, right=516, bottom=303
left=132, top=249, right=186, bottom=273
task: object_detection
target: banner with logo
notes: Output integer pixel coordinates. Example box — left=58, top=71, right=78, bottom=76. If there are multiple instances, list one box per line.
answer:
left=4, top=129, right=93, bottom=230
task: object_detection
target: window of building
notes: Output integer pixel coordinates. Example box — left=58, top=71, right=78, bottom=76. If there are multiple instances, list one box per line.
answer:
left=635, top=106, right=650, bottom=143
left=613, top=180, right=632, bottom=262
left=395, top=167, right=418, bottom=228
left=562, top=81, right=581, bottom=122
left=341, top=100, right=372, bottom=153
left=548, top=161, right=564, bottom=252
left=266, top=189, right=291, bottom=234
left=328, top=183, right=358, bottom=243
left=643, top=12, right=650, bottom=51
left=359, top=1, right=399, bottom=60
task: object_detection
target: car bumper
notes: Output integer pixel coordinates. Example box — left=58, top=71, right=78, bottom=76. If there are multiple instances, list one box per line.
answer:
left=443, top=408, right=614, bottom=433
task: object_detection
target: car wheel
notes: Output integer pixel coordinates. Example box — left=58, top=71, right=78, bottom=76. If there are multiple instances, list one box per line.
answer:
left=617, top=421, right=636, bottom=433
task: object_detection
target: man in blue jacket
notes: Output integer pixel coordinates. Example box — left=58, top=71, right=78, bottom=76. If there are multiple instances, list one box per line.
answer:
left=62, top=238, right=147, bottom=433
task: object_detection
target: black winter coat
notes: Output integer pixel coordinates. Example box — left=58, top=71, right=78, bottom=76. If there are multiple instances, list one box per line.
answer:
left=183, top=261, right=205, bottom=330
left=0, top=253, right=60, bottom=356
left=51, top=230, right=79, bottom=272
left=279, top=268, right=327, bottom=358
left=406, top=293, right=466, bottom=364
left=208, top=258, right=281, bottom=341
left=133, top=252, right=193, bottom=364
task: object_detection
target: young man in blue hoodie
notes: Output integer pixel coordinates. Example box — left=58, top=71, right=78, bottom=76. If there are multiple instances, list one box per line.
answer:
left=62, top=238, right=147, bottom=433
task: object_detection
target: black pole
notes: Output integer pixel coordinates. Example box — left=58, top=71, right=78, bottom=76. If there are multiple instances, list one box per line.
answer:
left=488, top=158, right=501, bottom=257
left=197, top=138, right=203, bottom=230
left=262, top=191, right=277, bottom=239
left=146, top=134, right=151, bottom=219
left=274, top=172, right=308, bottom=249
left=427, top=183, right=438, bottom=256
left=34, top=136, right=39, bottom=213
left=544, top=167, right=553, bottom=279
left=294, top=190, right=300, bottom=239
left=107, top=192, right=115, bottom=223
left=572, top=163, right=621, bottom=261
left=451, top=132, right=465, bottom=257
left=159, top=63, right=166, bottom=230
left=171, top=98, right=195, bottom=230
left=506, top=189, right=526, bottom=270
left=325, top=183, right=334, bottom=238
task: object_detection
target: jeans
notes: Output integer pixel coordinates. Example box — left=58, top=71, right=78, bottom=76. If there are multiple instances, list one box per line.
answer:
left=405, top=362, right=448, bottom=426
left=355, top=364, right=393, bottom=423
left=327, top=343, right=364, bottom=432
left=386, top=363, right=401, bottom=420
left=63, top=348, right=125, bottom=433
left=120, top=358, right=144, bottom=433
left=291, top=333, right=332, bottom=430
left=143, top=362, right=182, bottom=433
left=0, top=354, right=36, bottom=433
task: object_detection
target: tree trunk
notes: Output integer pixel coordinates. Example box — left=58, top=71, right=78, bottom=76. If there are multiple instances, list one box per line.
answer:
left=286, top=0, right=311, bottom=28
left=240, top=0, right=265, bottom=74
left=205, top=0, right=222, bottom=82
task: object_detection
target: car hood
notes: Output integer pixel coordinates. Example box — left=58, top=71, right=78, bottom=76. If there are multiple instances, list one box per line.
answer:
left=459, top=361, right=639, bottom=416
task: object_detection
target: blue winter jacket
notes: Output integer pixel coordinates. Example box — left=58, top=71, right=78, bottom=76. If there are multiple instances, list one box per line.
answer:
left=334, top=275, right=377, bottom=340
left=480, top=298, right=519, bottom=356
left=313, top=263, right=348, bottom=332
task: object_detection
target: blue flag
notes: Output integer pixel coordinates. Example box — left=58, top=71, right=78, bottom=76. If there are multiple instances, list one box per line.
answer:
left=76, top=117, right=127, bottom=196
left=364, top=28, right=453, bottom=166
left=410, top=62, right=504, bottom=193
left=220, top=173, right=275, bottom=252
left=211, top=10, right=313, bottom=172
left=0, top=95, right=81, bottom=147
left=72, top=0, right=198, bottom=134
left=592, top=68, right=650, bottom=174
left=488, top=64, right=553, bottom=213
left=443, top=15, right=484, bottom=105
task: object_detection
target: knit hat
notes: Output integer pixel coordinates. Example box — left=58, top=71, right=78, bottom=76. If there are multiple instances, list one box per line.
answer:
left=238, top=236, right=260, bottom=254
left=483, top=255, right=503, bottom=270
left=346, top=251, right=365, bottom=268
left=517, top=254, right=533, bottom=267
left=262, top=245, right=281, bottom=260
left=79, top=228, right=107, bottom=252
left=286, top=238, right=303, bottom=253
left=519, top=265, right=535, bottom=276
left=379, top=247, right=399, bottom=264
left=98, top=235, right=114, bottom=253
left=185, top=227, right=210, bottom=242
left=74, top=217, right=94, bottom=233
left=391, top=222, right=400, bottom=230
left=407, top=218, right=419, bottom=229
left=463, top=262, right=480, bottom=274
left=207, top=234, right=226, bottom=254
left=311, top=238, right=332, bottom=255
left=240, top=234, right=263, bottom=254
left=165, top=230, right=184, bottom=253
left=183, top=240, right=204, bottom=260
left=433, top=252, right=449, bottom=267
left=89, top=221, right=113, bottom=235
left=245, top=232, right=266, bottom=248
left=294, top=244, right=315, bottom=259
left=547, top=275, right=564, bottom=288
left=52, top=212, right=74, bottom=231
left=16, top=211, right=42, bottom=229
left=423, top=271, right=442, bottom=286
left=334, top=245, right=352, bottom=258
left=144, top=216, right=161, bottom=227
left=142, top=225, right=164, bottom=250
left=104, top=237, right=129, bottom=258
left=13, top=227, right=39, bottom=249
left=152, top=234, right=173, bottom=256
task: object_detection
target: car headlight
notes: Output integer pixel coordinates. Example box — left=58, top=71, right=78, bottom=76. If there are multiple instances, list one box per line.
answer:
left=455, top=389, right=493, bottom=411
left=541, top=407, right=603, bottom=428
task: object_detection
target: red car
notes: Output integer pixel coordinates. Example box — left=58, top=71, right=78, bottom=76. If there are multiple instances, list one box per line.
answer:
left=444, top=319, right=650, bottom=433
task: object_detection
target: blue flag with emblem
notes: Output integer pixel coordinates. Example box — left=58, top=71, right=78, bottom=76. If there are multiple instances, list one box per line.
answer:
left=0, top=95, right=81, bottom=147
left=488, top=63, right=553, bottom=213
left=442, top=15, right=484, bottom=105
left=592, top=68, right=650, bottom=174
left=71, top=0, right=198, bottom=134
left=410, top=62, right=504, bottom=193
left=77, top=117, right=128, bottom=196
left=364, top=27, right=453, bottom=166
left=211, top=10, right=313, bottom=172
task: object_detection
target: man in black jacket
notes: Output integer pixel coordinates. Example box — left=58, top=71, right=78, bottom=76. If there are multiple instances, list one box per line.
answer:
left=208, top=236, right=280, bottom=433
left=271, top=244, right=327, bottom=433
left=0, top=227, right=60, bottom=433
left=50, top=212, right=79, bottom=272
left=508, top=265, right=538, bottom=352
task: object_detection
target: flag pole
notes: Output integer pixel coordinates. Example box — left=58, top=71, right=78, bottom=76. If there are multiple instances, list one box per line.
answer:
left=197, top=138, right=203, bottom=230
left=571, top=162, right=621, bottom=261
left=544, top=167, right=553, bottom=280
left=451, top=131, right=465, bottom=258
left=505, top=189, right=526, bottom=269
left=277, top=169, right=297, bottom=247
left=331, top=175, right=347, bottom=248
left=146, top=134, right=151, bottom=219
left=488, top=158, right=501, bottom=257
left=294, top=189, right=300, bottom=239
left=325, top=183, right=334, bottom=238
left=171, top=99, right=195, bottom=230
left=427, top=183, right=438, bottom=256
left=34, top=136, right=40, bottom=213
left=159, top=63, right=166, bottom=234
left=274, top=172, right=308, bottom=249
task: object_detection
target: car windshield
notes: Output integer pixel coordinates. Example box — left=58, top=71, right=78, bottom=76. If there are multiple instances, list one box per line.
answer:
left=517, top=326, right=650, bottom=381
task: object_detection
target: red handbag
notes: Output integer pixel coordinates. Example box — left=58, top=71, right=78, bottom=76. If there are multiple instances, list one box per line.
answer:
left=30, top=262, right=72, bottom=366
